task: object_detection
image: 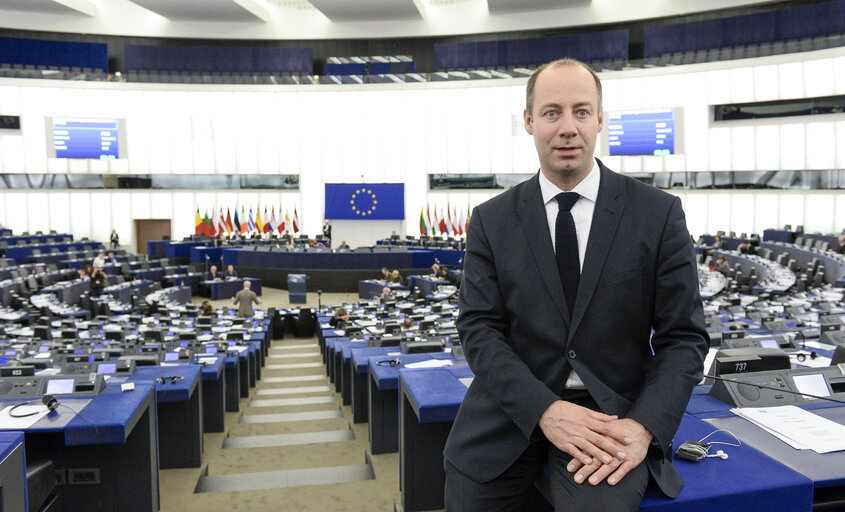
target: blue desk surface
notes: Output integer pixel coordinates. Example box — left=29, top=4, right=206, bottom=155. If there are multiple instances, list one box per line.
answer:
left=224, top=354, right=238, bottom=369
left=165, top=241, right=206, bottom=259
left=195, top=355, right=225, bottom=381
left=122, top=365, right=201, bottom=403
left=352, top=346, right=401, bottom=374
left=687, top=385, right=844, bottom=419
left=706, top=406, right=845, bottom=489
left=398, top=364, right=473, bottom=423
left=0, top=384, right=155, bottom=446
left=639, top=414, right=812, bottom=511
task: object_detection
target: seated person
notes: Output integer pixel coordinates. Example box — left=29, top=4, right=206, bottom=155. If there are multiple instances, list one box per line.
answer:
left=92, top=251, right=106, bottom=269
left=711, top=255, right=730, bottom=277
left=439, top=267, right=451, bottom=281
left=712, top=234, right=725, bottom=250
left=429, top=263, right=440, bottom=278
left=388, top=270, right=403, bottom=284
left=379, top=267, right=389, bottom=281
left=329, top=307, right=348, bottom=327
left=78, top=264, right=93, bottom=280
left=106, top=251, right=119, bottom=265
left=337, top=240, right=350, bottom=250
left=204, top=265, right=221, bottom=281
left=224, top=264, right=238, bottom=280
left=201, top=300, right=213, bottom=315
left=285, top=239, right=295, bottom=250
left=380, top=287, right=394, bottom=301
left=402, top=317, right=413, bottom=330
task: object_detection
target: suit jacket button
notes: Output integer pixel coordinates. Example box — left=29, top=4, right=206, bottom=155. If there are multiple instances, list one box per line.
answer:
left=568, top=349, right=576, bottom=359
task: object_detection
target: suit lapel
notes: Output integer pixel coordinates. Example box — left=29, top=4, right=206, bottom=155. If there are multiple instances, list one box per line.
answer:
left=517, top=174, right=571, bottom=328
left=568, top=162, right=625, bottom=342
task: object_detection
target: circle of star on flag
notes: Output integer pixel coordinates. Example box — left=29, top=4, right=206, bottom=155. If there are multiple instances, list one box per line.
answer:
left=349, top=188, right=378, bottom=216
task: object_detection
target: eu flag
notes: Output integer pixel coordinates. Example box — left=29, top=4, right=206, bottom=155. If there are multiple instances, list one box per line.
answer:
left=324, top=183, right=405, bottom=220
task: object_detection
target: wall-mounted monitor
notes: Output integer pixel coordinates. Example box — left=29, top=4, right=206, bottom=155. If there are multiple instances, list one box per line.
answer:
left=601, top=108, right=683, bottom=156
left=45, top=117, right=128, bottom=160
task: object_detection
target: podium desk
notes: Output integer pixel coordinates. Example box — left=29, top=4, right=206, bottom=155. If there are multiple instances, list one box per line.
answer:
left=368, top=353, right=458, bottom=456
left=224, top=354, right=241, bottom=412
left=197, top=355, right=226, bottom=433
left=351, top=347, right=400, bottom=424
left=121, top=365, right=203, bottom=469
left=399, top=365, right=472, bottom=512
left=203, top=278, right=262, bottom=300
left=0, top=431, right=26, bottom=512
left=0, top=385, right=159, bottom=512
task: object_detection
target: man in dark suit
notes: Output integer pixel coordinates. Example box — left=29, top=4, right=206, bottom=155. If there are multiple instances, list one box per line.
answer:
left=444, top=58, right=708, bottom=511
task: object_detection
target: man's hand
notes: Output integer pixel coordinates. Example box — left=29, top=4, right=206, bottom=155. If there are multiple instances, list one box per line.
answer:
left=539, top=401, right=628, bottom=468
left=566, top=418, right=653, bottom=486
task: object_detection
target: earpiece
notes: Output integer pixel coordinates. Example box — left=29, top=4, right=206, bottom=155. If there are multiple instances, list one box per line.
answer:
left=706, top=450, right=728, bottom=460
left=42, top=394, right=58, bottom=411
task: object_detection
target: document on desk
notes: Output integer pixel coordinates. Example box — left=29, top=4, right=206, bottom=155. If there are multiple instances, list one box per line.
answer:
left=732, top=405, right=845, bottom=454
left=0, top=404, right=51, bottom=429
left=404, top=359, right=452, bottom=369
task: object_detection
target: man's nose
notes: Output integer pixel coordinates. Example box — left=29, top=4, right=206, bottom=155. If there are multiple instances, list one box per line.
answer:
left=557, top=113, right=577, bottom=137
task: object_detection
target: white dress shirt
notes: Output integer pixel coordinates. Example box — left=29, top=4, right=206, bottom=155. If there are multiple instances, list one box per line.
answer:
left=538, top=159, right=601, bottom=389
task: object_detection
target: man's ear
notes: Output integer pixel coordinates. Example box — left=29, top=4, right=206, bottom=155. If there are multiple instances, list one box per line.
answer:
left=597, top=109, right=604, bottom=133
left=523, top=109, right=533, bottom=135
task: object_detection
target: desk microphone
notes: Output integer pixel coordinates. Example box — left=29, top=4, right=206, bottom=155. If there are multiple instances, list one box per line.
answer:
left=709, top=374, right=845, bottom=405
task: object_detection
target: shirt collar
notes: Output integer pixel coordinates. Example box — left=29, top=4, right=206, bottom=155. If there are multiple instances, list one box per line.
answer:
left=539, top=158, right=601, bottom=206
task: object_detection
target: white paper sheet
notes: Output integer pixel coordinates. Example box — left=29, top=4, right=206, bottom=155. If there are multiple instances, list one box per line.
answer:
left=404, top=359, right=452, bottom=369
left=732, top=405, right=845, bottom=454
left=0, top=404, right=51, bottom=429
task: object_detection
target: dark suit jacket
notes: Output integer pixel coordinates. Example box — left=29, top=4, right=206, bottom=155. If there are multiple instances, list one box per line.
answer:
left=444, top=160, right=708, bottom=498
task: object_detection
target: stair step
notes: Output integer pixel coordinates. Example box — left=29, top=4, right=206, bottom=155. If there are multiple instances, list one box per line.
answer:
left=255, top=385, right=331, bottom=396
left=223, top=430, right=353, bottom=449
left=195, top=464, right=374, bottom=493
left=240, top=410, right=344, bottom=424
left=249, top=396, right=336, bottom=408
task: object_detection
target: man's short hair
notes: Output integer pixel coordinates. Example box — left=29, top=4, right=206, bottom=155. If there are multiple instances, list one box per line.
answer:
left=244, top=280, right=251, bottom=288
left=525, top=58, right=603, bottom=118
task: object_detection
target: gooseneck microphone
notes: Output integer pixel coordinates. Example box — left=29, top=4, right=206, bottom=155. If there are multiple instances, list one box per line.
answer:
left=709, top=374, right=845, bottom=406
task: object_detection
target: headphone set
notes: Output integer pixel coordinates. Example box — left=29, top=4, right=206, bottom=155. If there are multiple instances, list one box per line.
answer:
left=8, top=395, right=59, bottom=418
left=675, top=429, right=741, bottom=462
left=155, top=375, right=184, bottom=384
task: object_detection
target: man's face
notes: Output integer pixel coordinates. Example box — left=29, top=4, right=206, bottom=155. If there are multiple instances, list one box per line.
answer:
left=524, top=65, right=603, bottom=182
left=210, top=266, right=217, bottom=273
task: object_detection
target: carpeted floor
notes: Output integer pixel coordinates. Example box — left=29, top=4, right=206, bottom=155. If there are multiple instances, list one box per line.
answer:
left=157, top=288, right=421, bottom=512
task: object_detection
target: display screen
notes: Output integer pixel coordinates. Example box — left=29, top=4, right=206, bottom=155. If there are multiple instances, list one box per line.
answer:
left=604, top=108, right=681, bottom=156
left=97, top=363, right=117, bottom=374
left=48, top=117, right=125, bottom=160
left=206, top=345, right=217, bottom=354
left=759, top=339, right=779, bottom=349
left=793, top=374, right=830, bottom=397
left=45, top=378, right=75, bottom=394
left=164, top=352, right=179, bottom=361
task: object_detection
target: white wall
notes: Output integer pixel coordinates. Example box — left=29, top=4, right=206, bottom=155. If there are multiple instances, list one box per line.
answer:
left=0, top=47, right=844, bottom=248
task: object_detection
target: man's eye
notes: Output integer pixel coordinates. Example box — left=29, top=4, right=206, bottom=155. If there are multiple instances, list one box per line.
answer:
left=577, top=109, right=590, bottom=116
left=544, top=111, right=558, bottom=118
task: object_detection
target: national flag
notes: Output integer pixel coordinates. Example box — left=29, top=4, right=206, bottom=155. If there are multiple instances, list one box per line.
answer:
left=426, top=205, right=433, bottom=236
left=262, top=207, right=271, bottom=234
left=419, top=207, right=427, bottom=235
left=448, top=203, right=456, bottom=235
left=278, top=208, right=286, bottom=233
left=233, top=207, right=241, bottom=233
left=255, top=208, right=264, bottom=234
left=194, top=208, right=203, bottom=235
left=270, top=207, right=279, bottom=233
left=466, top=205, right=471, bottom=234
left=240, top=206, right=248, bottom=235
left=202, top=210, right=213, bottom=236
left=292, top=207, right=300, bottom=234
left=248, top=208, right=256, bottom=233
left=457, top=207, right=465, bottom=236
left=437, top=205, right=447, bottom=235
left=225, top=208, right=234, bottom=234
left=216, top=207, right=226, bottom=235
left=284, top=209, right=291, bottom=234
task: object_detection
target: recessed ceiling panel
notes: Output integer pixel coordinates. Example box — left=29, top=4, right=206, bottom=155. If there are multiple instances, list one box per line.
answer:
left=487, top=0, right=590, bottom=14
left=308, top=0, right=424, bottom=21
left=0, top=0, right=86, bottom=14
left=127, top=0, right=264, bottom=21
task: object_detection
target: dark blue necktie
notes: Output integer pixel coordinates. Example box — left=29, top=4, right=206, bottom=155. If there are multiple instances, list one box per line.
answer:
left=555, top=192, right=580, bottom=317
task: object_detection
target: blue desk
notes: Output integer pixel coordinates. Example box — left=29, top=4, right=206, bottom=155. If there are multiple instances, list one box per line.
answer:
left=232, top=247, right=436, bottom=270
left=191, top=246, right=224, bottom=265
left=705, top=407, right=845, bottom=508
left=0, top=431, right=26, bottom=512
left=224, top=354, right=241, bottom=412
left=369, top=353, right=458, bottom=455
left=197, top=355, right=226, bottom=432
left=0, top=384, right=159, bottom=512
left=205, top=278, right=262, bottom=300
left=165, top=241, right=206, bottom=259
left=128, top=268, right=165, bottom=282
left=121, top=365, right=203, bottom=469
left=351, top=346, right=399, bottom=423
left=147, top=240, right=168, bottom=258
left=358, top=279, right=404, bottom=299
left=399, top=365, right=472, bottom=511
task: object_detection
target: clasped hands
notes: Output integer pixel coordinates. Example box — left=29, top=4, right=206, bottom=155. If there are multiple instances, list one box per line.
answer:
left=538, top=400, right=653, bottom=487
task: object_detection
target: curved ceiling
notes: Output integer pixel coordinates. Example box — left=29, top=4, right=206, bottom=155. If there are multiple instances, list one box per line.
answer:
left=0, top=0, right=782, bottom=40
